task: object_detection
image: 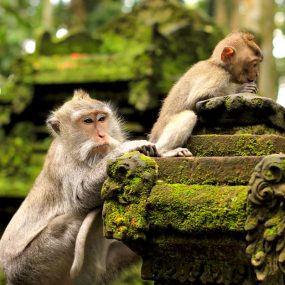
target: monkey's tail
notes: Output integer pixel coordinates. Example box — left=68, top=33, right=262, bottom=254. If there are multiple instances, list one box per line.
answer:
left=70, top=208, right=101, bottom=279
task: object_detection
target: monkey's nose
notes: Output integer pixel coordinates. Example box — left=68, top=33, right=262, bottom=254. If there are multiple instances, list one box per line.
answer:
left=97, top=130, right=105, bottom=138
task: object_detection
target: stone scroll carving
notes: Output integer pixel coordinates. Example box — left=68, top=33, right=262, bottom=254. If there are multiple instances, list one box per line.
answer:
left=246, top=154, right=285, bottom=282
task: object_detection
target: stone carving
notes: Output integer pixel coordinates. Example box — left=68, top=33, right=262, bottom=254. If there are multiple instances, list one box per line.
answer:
left=145, top=257, right=254, bottom=285
left=246, top=154, right=285, bottom=282
left=196, top=94, right=285, bottom=132
left=102, top=94, right=285, bottom=284
left=102, top=151, right=158, bottom=240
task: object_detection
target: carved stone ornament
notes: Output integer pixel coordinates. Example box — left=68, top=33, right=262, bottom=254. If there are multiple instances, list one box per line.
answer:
left=246, top=154, right=285, bottom=282
left=196, top=94, right=285, bottom=131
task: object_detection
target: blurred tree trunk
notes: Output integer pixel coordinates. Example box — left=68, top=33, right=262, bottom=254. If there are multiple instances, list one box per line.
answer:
left=229, top=0, right=239, bottom=30
left=213, top=0, right=239, bottom=30
left=42, top=0, right=53, bottom=31
left=240, top=0, right=277, bottom=100
left=214, top=0, right=227, bottom=27
left=71, top=0, right=86, bottom=29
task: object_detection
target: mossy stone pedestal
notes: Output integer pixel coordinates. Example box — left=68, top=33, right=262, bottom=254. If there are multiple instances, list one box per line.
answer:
left=102, top=94, right=285, bottom=285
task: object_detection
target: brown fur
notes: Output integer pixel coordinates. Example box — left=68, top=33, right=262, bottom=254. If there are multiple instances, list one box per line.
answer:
left=150, top=32, right=263, bottom=157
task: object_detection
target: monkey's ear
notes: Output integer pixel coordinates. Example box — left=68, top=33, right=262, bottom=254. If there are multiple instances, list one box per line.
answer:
left=221, top=47, right=236, bottom=61
left=46, top=115, right=60, bottom=136
left=73, top=89, right=90, bottom=100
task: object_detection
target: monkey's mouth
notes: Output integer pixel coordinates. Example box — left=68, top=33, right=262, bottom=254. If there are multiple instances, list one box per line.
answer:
left=92, top=144, right=110, bottom=154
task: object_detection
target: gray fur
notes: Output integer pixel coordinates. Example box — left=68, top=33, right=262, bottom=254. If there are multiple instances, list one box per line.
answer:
left=0, top=90, right=155, bottom=285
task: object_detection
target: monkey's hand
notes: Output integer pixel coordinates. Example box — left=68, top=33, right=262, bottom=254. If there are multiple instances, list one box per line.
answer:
left=239, top=82, right=257, bottom=94
left=121, top=140, right=159, bottom=157
left=161, top=147, right=193, bottom=157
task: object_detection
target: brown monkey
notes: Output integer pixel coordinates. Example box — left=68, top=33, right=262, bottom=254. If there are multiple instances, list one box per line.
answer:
left=150, top=32, right=263, bottom=157
left=0, top=90, right=157, bottom=285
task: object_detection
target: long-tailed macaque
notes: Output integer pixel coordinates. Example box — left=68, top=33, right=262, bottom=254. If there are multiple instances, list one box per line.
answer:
left=150, top=32, right=263, bottom=157
left=0, top=90, right=157, bottom=285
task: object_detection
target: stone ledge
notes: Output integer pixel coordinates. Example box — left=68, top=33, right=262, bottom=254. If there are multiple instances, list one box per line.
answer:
left=196, top=94, right=285, bottom=131
left=187, top=134, right=285, bottom=157
left=155, top=156, right=262, bottom=185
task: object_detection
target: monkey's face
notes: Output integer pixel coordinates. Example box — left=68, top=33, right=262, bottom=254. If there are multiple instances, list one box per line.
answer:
left=236, top=58, right=261, bottom=84
left=76, top=110, right=112, bottom=154
left=218, top=33, right=263, bottom=85
left=231, top=49, right=263, bottom=84
left=47, top=90, right=125, bottom=164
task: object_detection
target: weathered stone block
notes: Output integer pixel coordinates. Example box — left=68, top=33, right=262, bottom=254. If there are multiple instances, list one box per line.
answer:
left=102, top=95, right=285, bottom=285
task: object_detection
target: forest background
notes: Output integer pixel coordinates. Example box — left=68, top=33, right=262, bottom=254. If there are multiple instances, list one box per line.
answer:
left=0, top=0, right=285, bottom=284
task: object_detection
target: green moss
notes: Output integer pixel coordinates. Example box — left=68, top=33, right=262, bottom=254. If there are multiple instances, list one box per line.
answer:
left=147, top=183, right=248, bottom=233
left=102, top=152, right=158, bottom=240
left=188, top=135, right=279, bottom=157
left=111, top=262, right=153, bottom=285
left=194, top=124, right=285, bottom=136
left=263, top=161, right=285, bottom=181
left=250, top=98, right=264, bottom=107
left=264, top=226, right=278, bottom=241
left=104, top=200, right=148, bottom=240
left=0, top=270, right=6, bottom=285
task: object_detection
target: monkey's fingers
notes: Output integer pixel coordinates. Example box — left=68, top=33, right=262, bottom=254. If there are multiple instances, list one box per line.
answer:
left=240, top=82, right=257, bottom=94
left=138, top=145, right=159, bottom=157
left=149, top=145, right=159, bottom=157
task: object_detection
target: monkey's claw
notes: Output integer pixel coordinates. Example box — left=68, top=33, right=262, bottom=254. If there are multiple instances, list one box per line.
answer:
left=138, top=144, right=159, bottom=157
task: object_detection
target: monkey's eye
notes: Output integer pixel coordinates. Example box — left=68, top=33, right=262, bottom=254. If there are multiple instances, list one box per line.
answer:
left=83, top=117, right=94, bottom=124
left=97, top=114, right=106, bottom=122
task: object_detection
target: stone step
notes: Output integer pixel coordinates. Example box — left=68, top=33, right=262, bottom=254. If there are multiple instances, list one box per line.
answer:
left=148, top=182, right=248, bottom=234
left=155, top=156, right=262, bottom=185
left=187, top=134, right=285, bottom=157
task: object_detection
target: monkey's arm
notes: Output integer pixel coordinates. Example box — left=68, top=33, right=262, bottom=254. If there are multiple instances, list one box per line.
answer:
left=154, top=110, right=197, bottom=157
left=74, top=140, right=157, bottom=211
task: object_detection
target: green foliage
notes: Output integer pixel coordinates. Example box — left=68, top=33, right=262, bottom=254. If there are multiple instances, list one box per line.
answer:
left=0, top=125, right=46, bottom=197
left=0, top=0, right=42, bottom=76
left=0, top=79, right=33, bottom=127
left=0, top=136, right=33, bottom=178
left=111, top=264, right=153, bottom=285
left=0, top=270, right=6, bottom=285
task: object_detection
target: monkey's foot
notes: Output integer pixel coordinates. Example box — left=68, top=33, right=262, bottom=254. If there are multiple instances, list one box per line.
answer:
left=161, top=148, right=193, bottom=157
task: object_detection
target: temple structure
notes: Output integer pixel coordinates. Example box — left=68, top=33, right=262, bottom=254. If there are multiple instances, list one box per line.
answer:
left=102, top=94, right=285, bottom=284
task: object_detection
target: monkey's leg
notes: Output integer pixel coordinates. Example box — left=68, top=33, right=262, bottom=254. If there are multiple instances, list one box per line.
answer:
left=155, top=110, right=197, bottom=157
left=73, top=211, right=138, bottom=285
left=6, top=214, right=81, bottom=285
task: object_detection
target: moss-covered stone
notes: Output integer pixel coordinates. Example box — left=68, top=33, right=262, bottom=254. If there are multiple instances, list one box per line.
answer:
left=102, top=150, right=273, bottom=284
left=155, top=156, right=262, bottom=185
left=196, top=94, right=285, bottom=132
left=193, top=124, right=285, bottom=136
left=102, top=152, right=158, bottom=240
left=147, top=183, right=248, bottom=233
left=187, top=134, right=285, bottom=157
